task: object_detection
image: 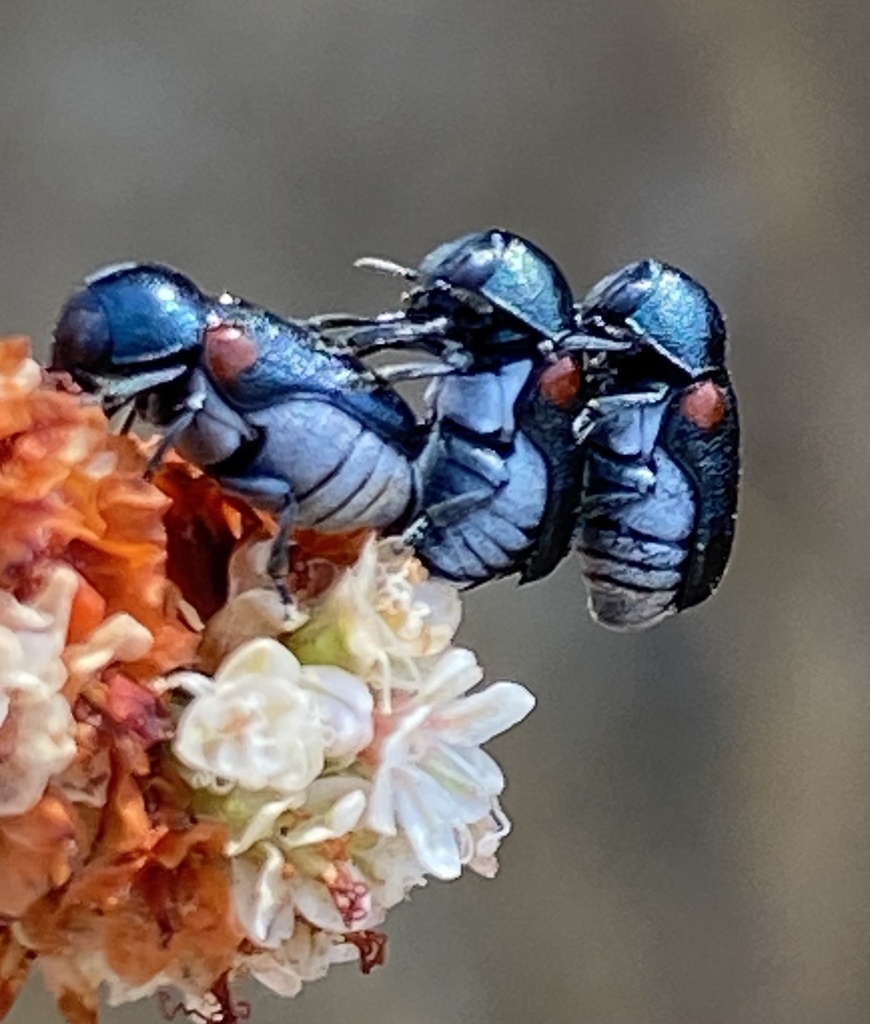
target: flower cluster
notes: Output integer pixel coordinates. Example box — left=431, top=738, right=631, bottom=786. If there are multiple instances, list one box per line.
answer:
left=0, top=339, right=534, bottom=1023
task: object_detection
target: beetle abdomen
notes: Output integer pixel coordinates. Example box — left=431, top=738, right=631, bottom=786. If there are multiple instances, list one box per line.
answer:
left=246, top=396, right=414, bottom=531
left=576, top=448, right=695, bottom=629
left=578, top=526, right=689, bottom=629
left=416, top=432, right=548, bottom=583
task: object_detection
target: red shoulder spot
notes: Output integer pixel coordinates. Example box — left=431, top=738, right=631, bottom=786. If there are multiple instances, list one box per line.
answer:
left=204, top=324, right=259, bottom=383
left=680, top=380, right=729, bottom=428
left=538, top=356, right=582, bottom=408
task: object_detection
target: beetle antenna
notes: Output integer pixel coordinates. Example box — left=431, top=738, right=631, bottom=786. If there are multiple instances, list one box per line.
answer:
left=354, top=256, right=419, bottom=281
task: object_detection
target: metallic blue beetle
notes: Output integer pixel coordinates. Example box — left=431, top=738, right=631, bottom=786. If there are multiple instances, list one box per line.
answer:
left=566, top=259, right=740, bottom=629
left=325, top=240, right=739, bottom=629
left=318, top=229, right=595, bottom=584
left=51, top=263, right=423, bottom=588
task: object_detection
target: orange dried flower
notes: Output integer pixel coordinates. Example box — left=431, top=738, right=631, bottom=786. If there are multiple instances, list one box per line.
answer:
left=0, top=792, right=92, bottom=918
left=0, top=929, right=34, bottom=1020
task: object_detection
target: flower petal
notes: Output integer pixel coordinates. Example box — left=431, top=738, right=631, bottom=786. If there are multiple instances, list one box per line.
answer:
left=64, top=614, right=153, bottom=675
left=403, top=579, right=462, bottom=654
left=393, top=768, right=463, bottom=880
left=225, top=795, right=300, bottom=857
left=0, top=694, right=76, bottom=816
left=279, top=789, right=366, bottom=850
left=428, top=681, right=536, bottom=746
left=366, top=765, right=398, bottom=837
left=160, top=669, right=214, bottom=698
left=299, top=665, right=374, bottom=760
left=232, top=843, right=296, bottom=948
left=413, top=647, right=484, bottom=705
left=216, top=637, right=302, bottom=688
left=419, top=744, right=500, bottom=820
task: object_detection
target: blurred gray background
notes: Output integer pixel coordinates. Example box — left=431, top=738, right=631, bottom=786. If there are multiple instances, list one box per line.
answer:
left=3, top=1, right=869, bottom=1022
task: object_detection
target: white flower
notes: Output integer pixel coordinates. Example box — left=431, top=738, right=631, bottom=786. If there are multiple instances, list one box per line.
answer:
left=171, top=639, right=326, bottom=794
left=356, top=833, right=429, bottom=910
left=291, top=538, right=462, bottom=697
left=366, top=647, right=535, bottom=880
left=170, top=639, right=374, bottom=794
left=0, top=565, right=78, bottom=816
left=198, top=534, right=309, bottom=671
left=241, top=921, right=357, bottom=998
left=229, top=777, right=374, bottom=947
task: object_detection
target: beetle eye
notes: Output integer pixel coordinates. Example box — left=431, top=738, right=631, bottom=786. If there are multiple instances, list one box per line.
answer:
left=52, top=288, right=111, bottom=372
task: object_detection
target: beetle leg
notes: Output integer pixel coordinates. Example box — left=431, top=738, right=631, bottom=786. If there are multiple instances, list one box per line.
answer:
left=143, top=408, right=198, bottom=478
left=114, top=403, right=137, bottom=435
left=403, top=486, right=493, bottom=547
left=373, top=360, right=458, bottom=383
left=306, top=312, right=387, bottom=331
left=573, top=384, right=671, bottom=446
left=572, top=399, right=607, bottom=444
left=211, top=473, right=299, bottom=608
left=556, top=330, right=633, bottom=353
left=267, top=495, right=300, bottom=606
left=579, top=459, right=657, bottom=518
left=92, top=364, right=189, bottom=403
left=325, top=316, right=454, bottom=358
left=353, top=256, right=419, bottom=280
left=605, top=384, right=672, bottom=406
left=143, top=373, right=209, bottom=478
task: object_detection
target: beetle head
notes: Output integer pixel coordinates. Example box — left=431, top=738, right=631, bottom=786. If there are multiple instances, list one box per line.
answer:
left=52, top=263, right=207, bottom=394
left=357, top=230, right=575, bottom=345
left=576, top=260, right=726, bottom=377
left=418, top=229, right=575, bottom=340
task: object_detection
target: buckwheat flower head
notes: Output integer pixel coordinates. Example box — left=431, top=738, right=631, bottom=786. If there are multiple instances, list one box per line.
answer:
left=0, top=338, right=537, bottom=1024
